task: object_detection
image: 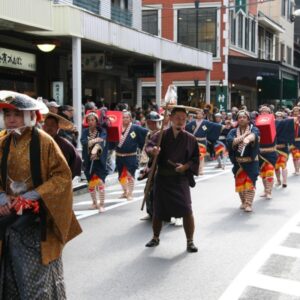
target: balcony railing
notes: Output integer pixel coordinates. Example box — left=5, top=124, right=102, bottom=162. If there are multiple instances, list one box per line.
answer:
left=111, top=5, right=132, bottom=27
left=53, top=0, right=100, bottom=15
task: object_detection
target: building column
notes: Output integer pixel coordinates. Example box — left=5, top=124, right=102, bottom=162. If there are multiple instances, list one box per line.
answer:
left=205, top=70, right=211, bottom=104
left=155, top=59, right=162, bottom=107
left=136, top=78, right=142, bottom=108
left=72, top=37, right=82, bottom=150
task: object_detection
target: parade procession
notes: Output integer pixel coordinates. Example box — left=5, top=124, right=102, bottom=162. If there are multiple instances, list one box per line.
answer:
left=2, top=0, right=300, bottom=299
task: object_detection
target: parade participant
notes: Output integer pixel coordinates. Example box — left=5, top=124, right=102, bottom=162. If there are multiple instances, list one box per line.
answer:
left=58, top=105, right=79, bottom=147
left=139, top=111, right=164, bottom=220
left=145, top=107, right=199, bottom=252
left=290, top=106, right=300, bottom=175
left=215, top=119, right=233, bottom=169
left=116, top=110, right=148, bottom=200
left=81, top=111, right=107, bottom=212
left=47, top=100, right=60, bottom=114
left=213, top=113, right=226, bottom=169
left=43, top=113, right=82, bottom=179
left=258, top=106, right=278, bottom=199
left=227, top=110, right=260, bottom=212
left=186, top=109, right=223, bottom=175
left=0, top=91, right=82, bottom=299
left=275, top=111, right=291, bottom=187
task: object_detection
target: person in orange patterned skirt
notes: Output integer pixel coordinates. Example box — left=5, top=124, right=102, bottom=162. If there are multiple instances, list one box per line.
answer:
left=227, top=110, right=260, bottom=212
left=274, top=111, right=298, bottom=187
left=81, top=111, right=108, bottom=212
left=186, top=109, right=223, bottom=175
left=290, top=106, right=300, bottom=175
left=258, top=106, right=278, bottom=200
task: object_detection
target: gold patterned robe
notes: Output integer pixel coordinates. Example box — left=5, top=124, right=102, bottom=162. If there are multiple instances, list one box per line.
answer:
left=0, top=127, right=82, bottom=265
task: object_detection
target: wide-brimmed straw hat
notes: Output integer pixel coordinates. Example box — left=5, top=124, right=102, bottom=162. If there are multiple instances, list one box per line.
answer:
left=162, top=104, right=202, bottom=114
left=44, top=112, right=74, bottom=131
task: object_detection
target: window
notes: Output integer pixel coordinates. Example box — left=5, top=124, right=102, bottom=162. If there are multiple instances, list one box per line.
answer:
left=142, top=10, right=158, bottom=36
left=281, top=43, right=285, bottom=62
left=258, top=26, right=264, bottom=59
left=73, top=0, right=100, bottom=14
left=230, top=10, right=236, bottom=45
left=177, top=8, right=217, bottom=57
left=245, top=18, right=249, bottom=50
left=237, top=13, right=243, bottom=48
left=287, top=46, right=292, bottom=64
left=265, top=31, right=273, bottom=60
left=275, top=37, right=279, bottom=60
left=251, top=20, right=256, bottom=53
left=282, top=0, right=286, bottom=16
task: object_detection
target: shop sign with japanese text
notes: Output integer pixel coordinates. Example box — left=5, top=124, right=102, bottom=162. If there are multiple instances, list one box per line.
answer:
left=0, top=48, right=36, bottom=71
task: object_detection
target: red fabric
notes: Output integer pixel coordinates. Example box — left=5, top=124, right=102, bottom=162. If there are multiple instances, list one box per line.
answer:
left=235, top=169, right=255, bottom=192
left=260, top=161, right=275, bottom=179
left=275, top=152, right=288, bottom=170
left=107, top=110, right=123, bottom=142
left=256, top=114, right=276, bottom=144
left=13, top=196, right=40, bottom=215
left=82, top=109, right=123, bottom=142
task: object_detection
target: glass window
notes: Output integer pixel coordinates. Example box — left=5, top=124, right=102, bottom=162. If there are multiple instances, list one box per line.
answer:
left=237, top=13, right=243, bottom=48
left=281, top=43, right=285, bottom=62
left=265, top=31, right=273, bottom=60
left=178, top=8, right=217, bottom=57
left=142, top=10, right=158, bottom=36
left=258, top=26, right=264, bottom=59
left=282, top=0, right=286, bottom=16
left=287, top=46, right=292, bottom=64
left=251, top=20, right=256, bottom=53
left=245, top=18, right=250, bottom=50
left=73, top=0, right=100, bottom=14
left=275, top=37, right=279, bottom=60
left=230, top=10, right=236, bottom=45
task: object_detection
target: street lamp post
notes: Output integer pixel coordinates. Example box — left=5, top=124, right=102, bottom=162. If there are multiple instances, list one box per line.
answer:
left=195, top=1, right=200, bottom=49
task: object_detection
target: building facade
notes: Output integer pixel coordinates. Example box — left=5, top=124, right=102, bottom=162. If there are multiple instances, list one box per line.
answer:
left=142, top=0, right=299, bottom=110
left=0, top=0, right=212, bottom=143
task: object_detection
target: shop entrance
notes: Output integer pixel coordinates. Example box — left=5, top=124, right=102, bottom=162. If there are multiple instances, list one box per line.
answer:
left=0, top=71, right=36, bottom=96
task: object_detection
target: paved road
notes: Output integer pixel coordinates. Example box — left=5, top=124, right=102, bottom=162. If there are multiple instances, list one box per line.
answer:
left=64, top=160, right=300, bottom=300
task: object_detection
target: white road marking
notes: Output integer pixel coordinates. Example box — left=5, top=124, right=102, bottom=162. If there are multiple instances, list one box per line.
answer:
left=196, top=169, right=231, bottom=182
left=75, top=164, right=231, bottom=220
left=249, top=274, right=300, bottom=297
left=219, top=211, right=300, bottom=300
left=273, top=246, right=300, bottom=259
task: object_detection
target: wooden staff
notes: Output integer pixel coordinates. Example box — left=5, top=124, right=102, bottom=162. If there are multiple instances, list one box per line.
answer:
left=141, top=106, right=169, bottom=210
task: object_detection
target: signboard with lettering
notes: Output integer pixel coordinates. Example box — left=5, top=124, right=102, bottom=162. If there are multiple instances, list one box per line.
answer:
left=0, top=48, right=36, bottom=71
left=216, top=86, right=228, bottom=111
left=235, top=0, right=247, bottom=14
left=68, top=53, right=105, bottom=71
left=52, top=81, right=64, bottom=105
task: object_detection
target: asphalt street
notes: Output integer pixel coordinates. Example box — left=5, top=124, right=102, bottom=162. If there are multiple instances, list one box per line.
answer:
left=64, top=160, right=300, bottom=300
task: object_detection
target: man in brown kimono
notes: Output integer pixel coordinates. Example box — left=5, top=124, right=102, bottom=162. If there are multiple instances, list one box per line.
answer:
left=0, top=91, right=82, bottom=299
left=145, top=107, right=199, bottom=253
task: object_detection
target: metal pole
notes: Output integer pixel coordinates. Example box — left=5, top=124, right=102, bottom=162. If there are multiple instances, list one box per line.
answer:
left=155, top=60, right=162, bottom=107
left=136, top=78, right=142, bottom=108
left=72, top=37, right=82, bottom=151
left=280, top=70, right=283, bottom=109
left=195, top=1, right=199, bottom=49
left=205, top=70, right=211, bottom=104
